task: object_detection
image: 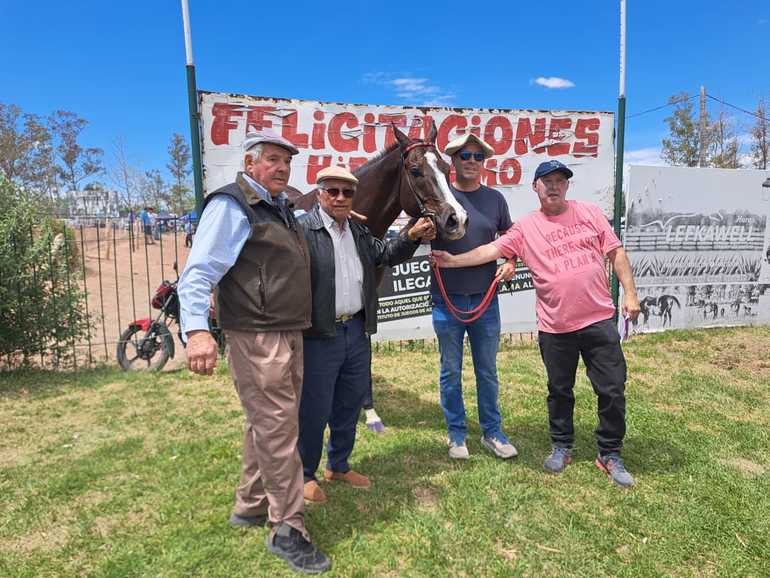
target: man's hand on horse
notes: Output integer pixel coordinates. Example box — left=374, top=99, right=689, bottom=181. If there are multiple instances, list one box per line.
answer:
left=409, top=217, right=437, bottom=242
left=186, top=330, right=218, bottom=376
left=348, top=210, right=367, bottom=224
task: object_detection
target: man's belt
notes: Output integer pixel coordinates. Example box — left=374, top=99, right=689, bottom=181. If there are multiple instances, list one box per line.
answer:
left=335, top=311, right=359, bottom=323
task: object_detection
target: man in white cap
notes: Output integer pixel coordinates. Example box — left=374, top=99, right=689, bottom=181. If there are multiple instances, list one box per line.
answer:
left=178, top=130, right=330, bottom=574
left=298, top=166, right=436, bottom=503
left=430, top=133, right=518, bottom=460
left=431, top=160, right=641, bottom=487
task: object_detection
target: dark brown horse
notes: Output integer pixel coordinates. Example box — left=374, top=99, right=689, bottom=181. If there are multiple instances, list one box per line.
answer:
left=286, top=122, right=468, bottom=242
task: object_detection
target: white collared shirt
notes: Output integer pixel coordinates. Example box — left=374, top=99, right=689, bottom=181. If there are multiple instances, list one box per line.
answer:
left=318, top=208, right=364, bottom=318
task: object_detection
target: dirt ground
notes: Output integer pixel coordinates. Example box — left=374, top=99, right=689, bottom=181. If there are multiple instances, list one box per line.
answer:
left=78, top=225, right=191, bottom=370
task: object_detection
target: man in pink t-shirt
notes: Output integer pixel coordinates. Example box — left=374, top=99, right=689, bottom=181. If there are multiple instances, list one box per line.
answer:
left=431, top=160, right=641, bottom=487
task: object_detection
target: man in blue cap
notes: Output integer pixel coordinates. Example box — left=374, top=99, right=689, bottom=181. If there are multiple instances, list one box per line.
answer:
left=431, top=160, right=641, bottom=487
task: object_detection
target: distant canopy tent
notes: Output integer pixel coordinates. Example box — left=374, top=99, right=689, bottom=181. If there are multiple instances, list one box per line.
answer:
left=156, top=210, right=174, bottom=221
left=180, top=211, right=197, bottom=221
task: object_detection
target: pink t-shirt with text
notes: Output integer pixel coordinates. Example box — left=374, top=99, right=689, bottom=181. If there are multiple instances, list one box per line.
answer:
left=491, top=200, right=621, bottom=334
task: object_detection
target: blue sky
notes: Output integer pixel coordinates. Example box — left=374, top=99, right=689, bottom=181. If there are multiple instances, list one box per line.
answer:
left=2, top=0, right=768, bottom=183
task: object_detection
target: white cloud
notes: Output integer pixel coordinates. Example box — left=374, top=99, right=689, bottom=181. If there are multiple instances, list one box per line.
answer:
left=625, top=147, right=664, bottom=166
left=363, top=73, right=456, bottom=106
left=531, top=77, right=576, bottom=89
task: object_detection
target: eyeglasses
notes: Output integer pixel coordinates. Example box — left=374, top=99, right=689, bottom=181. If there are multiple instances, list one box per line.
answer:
left=320, top=187, right=356, bottom=198
left=458, top=151, right=485, bottom=162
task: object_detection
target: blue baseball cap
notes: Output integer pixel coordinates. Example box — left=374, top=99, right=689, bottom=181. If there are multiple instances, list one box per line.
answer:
left=533, top=160, right=574, bottom=182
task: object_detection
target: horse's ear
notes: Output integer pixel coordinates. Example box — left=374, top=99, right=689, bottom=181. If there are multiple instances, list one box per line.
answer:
left=392, top=123, right=410, bottom=148
left=427, top=119, right=438, bottom=143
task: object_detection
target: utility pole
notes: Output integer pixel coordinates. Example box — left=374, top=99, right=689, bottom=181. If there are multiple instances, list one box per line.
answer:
left=699, top=86, right=707, bottom=167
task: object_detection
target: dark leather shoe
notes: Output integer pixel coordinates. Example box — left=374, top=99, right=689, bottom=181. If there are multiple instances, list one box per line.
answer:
left=230, top=512, right=268, bottom=528
left=323, top=468, right=370, bottom=488
left=267, top=524, right=331, bottom=574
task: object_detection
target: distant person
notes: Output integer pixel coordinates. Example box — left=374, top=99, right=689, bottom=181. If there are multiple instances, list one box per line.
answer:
left=297, top=166, right=435, bottom=503
left=184, top=218, right=193, bottom=248
left=430, top=133, right=518, bottom=460
left=431, top=160, right=641, bottom=487
left=178, top=130, right=330, bottom=574
left=139, top=207, right=155, bottom=245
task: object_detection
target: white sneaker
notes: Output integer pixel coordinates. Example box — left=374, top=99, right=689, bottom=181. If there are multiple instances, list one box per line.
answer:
left=448, top=438, right=469, bottom=459
left=481, top=434, right=518, bottom=459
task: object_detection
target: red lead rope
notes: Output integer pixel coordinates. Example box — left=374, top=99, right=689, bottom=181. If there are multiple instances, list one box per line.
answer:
left=431, top=262, right=499, bottom=323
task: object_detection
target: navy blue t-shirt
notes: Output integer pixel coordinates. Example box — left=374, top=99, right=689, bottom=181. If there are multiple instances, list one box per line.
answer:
left=431, top=184, right=512, bottom=295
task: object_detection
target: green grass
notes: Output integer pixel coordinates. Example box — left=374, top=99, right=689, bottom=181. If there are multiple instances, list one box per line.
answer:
left=1, top=326, right=769, bottom=577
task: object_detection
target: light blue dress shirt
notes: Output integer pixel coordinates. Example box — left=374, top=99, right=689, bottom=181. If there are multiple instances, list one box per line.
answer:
left=177, top=175, right=290, bottom=340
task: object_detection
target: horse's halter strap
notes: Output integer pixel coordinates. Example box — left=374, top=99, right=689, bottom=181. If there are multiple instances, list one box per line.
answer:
left=398, top=141, right=436, bottom=219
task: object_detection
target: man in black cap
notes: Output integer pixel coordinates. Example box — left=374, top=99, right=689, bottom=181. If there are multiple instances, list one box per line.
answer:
left=178, top=130, right=330, bottom=574
left=431, top=160, right=641, bottom=487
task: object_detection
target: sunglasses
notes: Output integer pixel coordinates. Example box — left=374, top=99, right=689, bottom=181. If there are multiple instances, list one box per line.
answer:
left=320, top=187, right=356, bottom=198
left=458, top=151, right=485, bottom=162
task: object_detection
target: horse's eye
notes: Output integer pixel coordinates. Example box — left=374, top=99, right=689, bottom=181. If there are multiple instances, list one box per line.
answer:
left=410, top=168, right=421, bottom=178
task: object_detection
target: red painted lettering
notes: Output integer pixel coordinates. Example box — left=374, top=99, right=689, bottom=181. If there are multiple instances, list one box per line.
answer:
left=328, top=113, right=359, bottom=153
left=438, top=115, right=468, bottom=151
left=515, top=117, right=547, bottom=155
left=306, top=155, right=332, bottom=185
left=245, top=106, right=275, bottom=133
left=362, top=113, right=377, bottom=153
left=573, top=118, right=601, bottom=157
left=210, top=103, right=243, bottom=146
left=311, top=110, right=326, bottom=150
left=407, top=116, right=434, bottom=140
left=483, top=159, right=498, bottom=187
left=547, top=118, right=572, bottom=156
left=379, top=114, right=407, bottom=148
left=281, top=111, right=309, bottom=149
left=485, top=116, right=513, bottom=156
left=498, top=158, right=522, bottom=185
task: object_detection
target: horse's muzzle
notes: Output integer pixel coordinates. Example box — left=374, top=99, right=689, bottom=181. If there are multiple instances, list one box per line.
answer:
left=439, top=211, right=468, bottom=241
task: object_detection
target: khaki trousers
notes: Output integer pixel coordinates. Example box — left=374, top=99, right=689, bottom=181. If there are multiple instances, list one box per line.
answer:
left=226, top=329, right=308, bottom=539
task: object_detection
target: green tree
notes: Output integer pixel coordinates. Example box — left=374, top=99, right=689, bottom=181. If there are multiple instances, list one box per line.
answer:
left=0, top=176, right=90, bottom=367
left=142, top=169, right=168, bottom=209
left=166, top=133, right=193, bottom=215
left=0, top=102, right=55, bottom=199
left=746, top=92, right=769, bottom=170
left=49, top=110, right=104, bottom=216
left=661, top=92, right=705, bottom=167
left=708, top=100, right=741, bottom=169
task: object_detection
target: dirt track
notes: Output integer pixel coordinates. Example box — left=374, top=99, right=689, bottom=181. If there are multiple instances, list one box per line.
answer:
left=78, top=225, right=191, bottom=370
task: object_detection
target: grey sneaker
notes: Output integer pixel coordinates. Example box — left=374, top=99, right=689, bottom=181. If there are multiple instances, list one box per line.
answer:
left=448, top=438, right=469, bottom=459
left=481, top=433, right=518, bottom=459
left=543, top=446, right=573, bottom=474
left=595, top=454, right=635, bottom=487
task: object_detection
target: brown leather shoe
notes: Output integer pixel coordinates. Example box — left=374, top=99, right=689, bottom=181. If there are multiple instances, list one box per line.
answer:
left=323, top=468, right=371, bottom=488
left=303, top=480, right=327, bottom=503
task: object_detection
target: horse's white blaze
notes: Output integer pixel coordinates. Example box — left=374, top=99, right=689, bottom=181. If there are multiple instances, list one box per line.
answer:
left=425, top=152, right=468, bottom=224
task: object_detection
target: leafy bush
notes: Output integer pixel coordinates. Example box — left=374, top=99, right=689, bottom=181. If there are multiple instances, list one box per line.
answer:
left=0, top=177, right=90, bottom=367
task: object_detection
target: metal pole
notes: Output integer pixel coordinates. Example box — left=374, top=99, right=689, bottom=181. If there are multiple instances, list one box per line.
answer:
left=699, top=86, right=707, bottom=167
left=611, top=0, right=627, bottom=315
left=181, top=0, right=204, bottom=220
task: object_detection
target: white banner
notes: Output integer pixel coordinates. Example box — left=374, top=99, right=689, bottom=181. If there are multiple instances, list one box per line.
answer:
left=624, top=165, right=770, bottom=333
left=199, top=92, right=616, bottom=338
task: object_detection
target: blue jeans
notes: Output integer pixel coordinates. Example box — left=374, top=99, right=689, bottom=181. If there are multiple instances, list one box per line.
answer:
left=432, top=293, right=502, bottom=440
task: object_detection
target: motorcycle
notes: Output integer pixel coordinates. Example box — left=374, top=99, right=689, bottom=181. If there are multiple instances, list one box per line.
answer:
left=117, top=262, right=224, bottom=372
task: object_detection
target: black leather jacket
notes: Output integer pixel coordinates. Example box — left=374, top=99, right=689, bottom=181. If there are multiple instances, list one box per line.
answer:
left=300, top=205, right=420, bottom=338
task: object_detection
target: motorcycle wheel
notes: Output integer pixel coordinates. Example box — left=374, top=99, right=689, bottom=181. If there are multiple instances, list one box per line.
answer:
left=117, top=324, right=172, bottom=372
